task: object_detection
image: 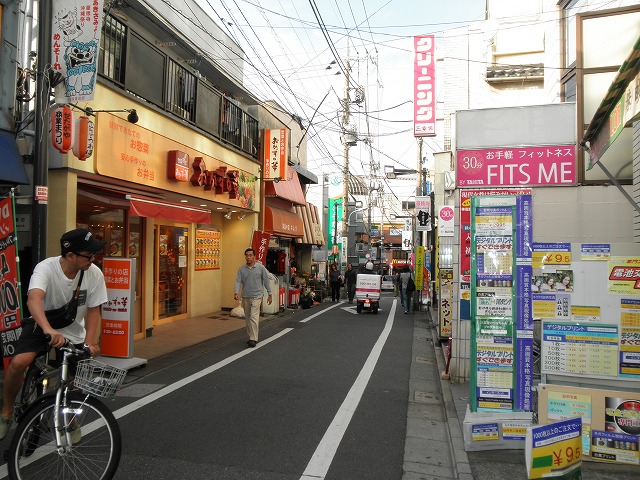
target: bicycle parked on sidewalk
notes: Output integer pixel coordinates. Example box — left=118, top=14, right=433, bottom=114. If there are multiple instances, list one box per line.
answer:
left=6, top=339, right=126, bottom=480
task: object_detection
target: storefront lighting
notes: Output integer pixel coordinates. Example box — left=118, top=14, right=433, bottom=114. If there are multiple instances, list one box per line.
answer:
left=223, top=211, right=232, bottom=220
left=78, top=106, right=139, bottom=124
left=238, top=213, right=246, bottom=220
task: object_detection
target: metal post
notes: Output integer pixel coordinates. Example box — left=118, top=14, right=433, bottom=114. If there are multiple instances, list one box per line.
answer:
left=341, top=59, right=351, bottom=265
left=32, top=0, right=52, bottom=265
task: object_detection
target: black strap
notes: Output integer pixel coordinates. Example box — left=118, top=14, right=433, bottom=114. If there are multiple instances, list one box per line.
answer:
left=73, top=270, right=85, bottom=300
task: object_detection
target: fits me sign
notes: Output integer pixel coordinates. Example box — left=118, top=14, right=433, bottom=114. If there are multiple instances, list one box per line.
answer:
left=457, top=145, right=576, bottom=187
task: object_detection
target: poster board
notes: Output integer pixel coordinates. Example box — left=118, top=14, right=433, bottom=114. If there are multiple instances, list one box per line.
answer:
left=538, top=383, right=640, bottom=465
left=536, top=243, right=640, bottom=390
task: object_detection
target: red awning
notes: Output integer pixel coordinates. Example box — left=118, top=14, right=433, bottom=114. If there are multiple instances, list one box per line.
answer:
left=264, top=205, right=303, bottom=238
left=127, top=195, right=211, bottom=224
left=264, top=170, right=306, bottom=205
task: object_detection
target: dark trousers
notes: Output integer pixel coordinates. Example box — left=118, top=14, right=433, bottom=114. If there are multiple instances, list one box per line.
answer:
left=347, top=283, right=356, bottom=302
left=331, top=282, right=341, bottom=301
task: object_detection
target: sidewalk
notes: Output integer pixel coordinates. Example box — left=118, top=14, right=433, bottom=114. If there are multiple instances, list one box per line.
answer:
left=404, top=307, right=471, bottom=480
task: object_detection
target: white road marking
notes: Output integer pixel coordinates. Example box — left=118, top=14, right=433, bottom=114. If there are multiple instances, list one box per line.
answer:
left=0, top=301, right=394, bottom=479
left=300, top=299, right=397, bottom=480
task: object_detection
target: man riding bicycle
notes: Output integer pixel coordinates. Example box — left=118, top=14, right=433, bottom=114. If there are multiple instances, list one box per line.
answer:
left=0, top=228, right=108, bottom=439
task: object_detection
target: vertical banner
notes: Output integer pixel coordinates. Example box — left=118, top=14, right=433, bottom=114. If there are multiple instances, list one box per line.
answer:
left=469, top=194, right=534, bottom=413
left=52, top=0, right=104, bottom=103
left=327, top=174, right=343, bottom=258
left=415, top=245, right=424, bottom=290
left=415, top=196, right=432, bottom=231
left=101, top=258, right=135, bottom=358
left=413, top=35, right=436, bottom=136
left=438, top=206, right=454, bottom=236
left=515, top=195, right=533, bottom=411
left=251, top=230, right=271, bottom=265
left=262, top=128, right=288, bottom=181
left=0, top=196, right=23, bottom=370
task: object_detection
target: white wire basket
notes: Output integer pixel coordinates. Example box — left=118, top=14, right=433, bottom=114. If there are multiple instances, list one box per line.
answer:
left=74, top=359, right=127, bottom=398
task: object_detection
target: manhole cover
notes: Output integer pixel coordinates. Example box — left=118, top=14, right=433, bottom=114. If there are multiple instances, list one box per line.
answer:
left=415, top=356, right=435, bottom=364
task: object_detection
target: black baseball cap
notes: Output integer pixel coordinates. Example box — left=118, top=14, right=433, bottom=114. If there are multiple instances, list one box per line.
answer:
left=60, top=228, right=104, bottom=254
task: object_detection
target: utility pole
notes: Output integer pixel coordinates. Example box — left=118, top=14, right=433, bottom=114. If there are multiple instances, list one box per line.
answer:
left=416, top=137, right=424, bottom=248
left=32, top=0, right=52, bottom=266
left=341, top=58, right=351, bottom=264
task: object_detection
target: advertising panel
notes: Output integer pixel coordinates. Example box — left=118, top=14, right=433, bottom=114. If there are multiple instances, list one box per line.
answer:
left=413, top=35, right=436, bottom=137
left=101, top=258, right=135, bottom=358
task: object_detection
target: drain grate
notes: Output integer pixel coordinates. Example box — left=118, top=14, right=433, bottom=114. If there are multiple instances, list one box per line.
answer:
left=209, top=315, right=230, bottom=320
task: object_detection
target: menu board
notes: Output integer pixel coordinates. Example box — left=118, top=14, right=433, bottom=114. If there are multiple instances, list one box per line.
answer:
left=195, top=229, right=220, bottom=270
left=542, top=322, right=619, bottom=377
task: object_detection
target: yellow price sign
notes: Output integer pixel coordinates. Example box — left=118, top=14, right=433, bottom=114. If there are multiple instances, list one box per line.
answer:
left=532, top=251, right=572, bottom=269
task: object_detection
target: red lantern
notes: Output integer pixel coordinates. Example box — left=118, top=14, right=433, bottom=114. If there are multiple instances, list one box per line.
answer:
left=72, top=116, right=94, bottom=161
left=51, top=106, right=74, bottom=153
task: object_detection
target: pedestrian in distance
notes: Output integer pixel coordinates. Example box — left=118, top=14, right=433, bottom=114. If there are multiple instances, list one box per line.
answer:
left=399, top=266, right=414, bottom=314
left=0, top=228, right=108, bottom=439
left=329, top=263, right=342, bottom=302
left=234, top=248, right=272, bottom=348
left=344, top=263, right=357, bottom=303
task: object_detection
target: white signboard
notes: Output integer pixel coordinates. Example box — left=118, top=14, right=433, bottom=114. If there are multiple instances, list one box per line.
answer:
left=416, top=196, right=431, bottom=232
left=438, top=206, right=454, bottom=237
left=402, top=230, right=413, bottom=251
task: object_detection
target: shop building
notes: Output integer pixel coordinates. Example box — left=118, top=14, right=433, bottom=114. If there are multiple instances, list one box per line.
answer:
left=10, top=2, right=293, bottom=340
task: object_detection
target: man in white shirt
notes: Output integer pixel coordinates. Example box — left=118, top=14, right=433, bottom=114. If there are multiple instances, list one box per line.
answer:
left=0, top=228, right=108, bottom=439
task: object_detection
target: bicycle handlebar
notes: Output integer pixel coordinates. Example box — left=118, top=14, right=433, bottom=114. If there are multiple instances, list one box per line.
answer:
left=45, top=334, right=91, bottom=356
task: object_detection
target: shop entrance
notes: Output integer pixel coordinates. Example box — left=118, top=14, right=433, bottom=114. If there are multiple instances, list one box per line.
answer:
left=154, top=225, right=188, bottom=322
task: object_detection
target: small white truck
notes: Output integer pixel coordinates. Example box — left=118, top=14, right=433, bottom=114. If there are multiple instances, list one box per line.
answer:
left=355, top=273, right=381, bottom=314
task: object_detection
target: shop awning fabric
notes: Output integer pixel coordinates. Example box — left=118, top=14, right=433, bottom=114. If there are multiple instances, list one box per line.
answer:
left=126, top=195, right=211, bottom=224
left=264, top=205, right=303, bottom=238
left=0, top=131, right=29, bottom=185
left=581, top=34, right=640, bottom=169
left=294, top=202, right=325, bottom=246
left=264, top=170, right=306, bottom=205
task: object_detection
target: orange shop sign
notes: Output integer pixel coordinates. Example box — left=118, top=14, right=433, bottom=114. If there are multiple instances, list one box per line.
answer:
left=95, top=113, right=252, bottom=206
left=101, top=258, right=135, bottom=358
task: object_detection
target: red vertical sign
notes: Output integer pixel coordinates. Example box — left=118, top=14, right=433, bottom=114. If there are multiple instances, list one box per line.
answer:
left=0, top=197, right=23, bottom=370
left=251, top=231, right=271, bottom=265
left=101, top=258, right=134, bottom=358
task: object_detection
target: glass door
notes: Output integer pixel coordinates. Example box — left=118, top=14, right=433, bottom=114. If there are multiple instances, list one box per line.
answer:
left=155, top=225, right=188, bottom=321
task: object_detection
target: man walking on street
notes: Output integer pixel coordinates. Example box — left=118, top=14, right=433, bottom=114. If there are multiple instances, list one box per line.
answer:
left=344, top=263, right=357, bottom=303
left=234, top=248, right=272, bottom=348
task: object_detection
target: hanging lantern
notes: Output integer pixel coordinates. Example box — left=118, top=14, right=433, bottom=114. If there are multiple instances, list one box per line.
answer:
left=51, top=105, right=74, bottom=153
left=72, top=115, right=94, bottom=161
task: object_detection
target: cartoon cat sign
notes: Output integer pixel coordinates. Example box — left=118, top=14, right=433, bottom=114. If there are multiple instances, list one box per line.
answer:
left=51, top=1, right=104, bottom=103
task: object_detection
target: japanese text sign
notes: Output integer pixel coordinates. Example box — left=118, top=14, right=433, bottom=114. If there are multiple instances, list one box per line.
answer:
left=263, top=129, right=288, bottom=181
left=0, top=197, right=23, bottom=370
left=52, top=0, right=104, bottom=103
left=457, top=145, right=576, bottom=187
left=413, top=35, right=436, bottom=137
left=101, top=258, right=135, bottom=358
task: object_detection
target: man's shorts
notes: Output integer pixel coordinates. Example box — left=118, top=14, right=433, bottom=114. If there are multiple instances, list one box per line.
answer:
left=14, top=317, right=49, bottom=355
left=14, top=318, right=86, bottom=369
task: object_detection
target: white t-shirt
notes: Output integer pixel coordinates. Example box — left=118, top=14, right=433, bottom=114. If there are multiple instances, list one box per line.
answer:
left=28, top=257, right=108, bottom=344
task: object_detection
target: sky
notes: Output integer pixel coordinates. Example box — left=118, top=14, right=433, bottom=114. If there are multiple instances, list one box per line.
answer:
left=194, top=0, right=487, bottom=217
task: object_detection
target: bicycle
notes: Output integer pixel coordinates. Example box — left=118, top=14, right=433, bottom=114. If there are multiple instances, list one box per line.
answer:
left=6, top=340, right=127, bottom=480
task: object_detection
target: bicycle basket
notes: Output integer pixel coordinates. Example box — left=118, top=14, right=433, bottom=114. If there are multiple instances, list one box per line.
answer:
left=74, top=359, right=127, bottom=398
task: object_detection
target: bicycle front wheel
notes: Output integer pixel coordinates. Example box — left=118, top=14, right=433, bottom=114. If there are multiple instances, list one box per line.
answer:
left=7, top=392, right=122, bottom=480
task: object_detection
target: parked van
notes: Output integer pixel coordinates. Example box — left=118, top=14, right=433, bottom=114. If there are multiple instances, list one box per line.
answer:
left=381, top=275, right=395, bottom=292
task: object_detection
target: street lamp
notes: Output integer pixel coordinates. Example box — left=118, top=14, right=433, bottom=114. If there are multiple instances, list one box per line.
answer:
left=384, top=165, right=425, bottom=179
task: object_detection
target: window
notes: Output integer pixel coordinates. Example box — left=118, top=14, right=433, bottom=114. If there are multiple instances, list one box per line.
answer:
left=127, top=34, right=165, bottom=107
left=99, top=15, right=126, bottom=83
left=167, top=59, right=196, bottom=122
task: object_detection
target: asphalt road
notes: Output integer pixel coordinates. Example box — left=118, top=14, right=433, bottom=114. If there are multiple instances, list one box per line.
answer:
left=110, top=296, right=413, bottom=479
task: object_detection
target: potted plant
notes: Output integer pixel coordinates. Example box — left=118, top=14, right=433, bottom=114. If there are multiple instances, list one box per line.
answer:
left=300, top=289, right=314, bottom=309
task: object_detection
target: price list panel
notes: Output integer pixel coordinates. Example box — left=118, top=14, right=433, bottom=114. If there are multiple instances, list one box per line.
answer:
left=542, top=322, right=619, bottom=377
